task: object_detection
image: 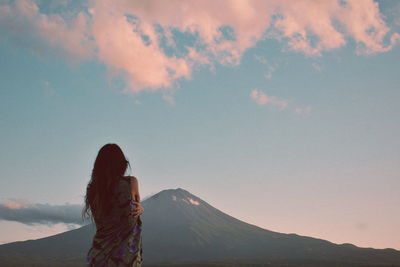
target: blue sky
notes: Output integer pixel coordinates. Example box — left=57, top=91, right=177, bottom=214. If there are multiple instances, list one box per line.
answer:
left=0, top=0, right=399, bottom=249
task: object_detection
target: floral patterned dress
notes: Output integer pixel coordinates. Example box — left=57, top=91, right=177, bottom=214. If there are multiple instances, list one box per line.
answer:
left=86, top=176, right=143, bottom=266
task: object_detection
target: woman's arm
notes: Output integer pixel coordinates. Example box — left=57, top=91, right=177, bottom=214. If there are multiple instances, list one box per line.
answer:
left=130, top=176, right=144, bottom=217
left=130, top=176, right=140, bottom=202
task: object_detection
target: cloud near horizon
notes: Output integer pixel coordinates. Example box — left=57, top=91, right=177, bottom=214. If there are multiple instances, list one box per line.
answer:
left=0, top=199, right=86, bottom=226
left=0, top=193, right=156, bottom=226
left=0, top=0, right=398, bottom=93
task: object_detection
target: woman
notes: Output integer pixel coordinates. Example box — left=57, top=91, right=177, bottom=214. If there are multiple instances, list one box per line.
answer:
left=82, top=143, right=144, bottom=266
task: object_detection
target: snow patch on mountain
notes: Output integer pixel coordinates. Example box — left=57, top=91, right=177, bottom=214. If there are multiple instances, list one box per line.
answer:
left=171, top=195, right=200, bottom=206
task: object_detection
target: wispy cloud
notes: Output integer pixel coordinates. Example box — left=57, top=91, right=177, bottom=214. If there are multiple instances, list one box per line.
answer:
left=0, top=199, right=86, bottom=226
left=254, top=55, right=277, bottom=79
left=311, top=62, right=322, bottom=72
left=162, top=94, right=176, bottom=106
left=250, top=88, right=312, bottom=115
left=250, top=89, right=288, bottom=110
left=42, top=81, right=55, bottom=97
left=294, top=106, right=313, bottom=115
left=0, top=0, right=398, bottom=93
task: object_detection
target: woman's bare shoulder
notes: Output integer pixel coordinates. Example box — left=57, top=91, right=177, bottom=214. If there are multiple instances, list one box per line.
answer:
left=127, top=175, right=138, bottom=181
left=121, top=175, right=138, bottom=184
left=128, top=176, right=140, bottom=201
left=121, top=175, right=137, bottom=179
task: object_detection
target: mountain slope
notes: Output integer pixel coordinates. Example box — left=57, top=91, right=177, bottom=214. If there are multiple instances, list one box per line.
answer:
left=0, top=187, right=399, bottom=266
left=140, top=188, right=400, bottom=265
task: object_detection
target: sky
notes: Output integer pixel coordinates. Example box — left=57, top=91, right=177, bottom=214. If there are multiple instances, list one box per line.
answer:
left=0, top=0, right=399, bottom=250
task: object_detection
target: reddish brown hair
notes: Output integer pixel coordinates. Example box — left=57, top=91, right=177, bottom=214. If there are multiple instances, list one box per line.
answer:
left=82, top=143, right=131, bottom=223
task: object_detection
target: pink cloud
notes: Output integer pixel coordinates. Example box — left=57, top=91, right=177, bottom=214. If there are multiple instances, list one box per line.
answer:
left=0, top=0, right=93, bottom=60
left=0, top=0, right=398, bottom=93
left=272, top=0, right=400, bottom=55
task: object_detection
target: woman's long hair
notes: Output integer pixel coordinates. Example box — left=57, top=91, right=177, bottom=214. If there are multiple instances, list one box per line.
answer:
left=82, top=143, right=131, bottom=223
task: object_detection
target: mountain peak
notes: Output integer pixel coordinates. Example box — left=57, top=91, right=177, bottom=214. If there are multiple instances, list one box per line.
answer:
left=145, top=187, right=201, bottom=207
left=163, top=187, right=190, bottom=193
left=175, top=187, right=187, bottom=192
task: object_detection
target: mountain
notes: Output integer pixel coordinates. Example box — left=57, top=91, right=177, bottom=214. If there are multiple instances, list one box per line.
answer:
left=0, top=187, right=400, bottom=266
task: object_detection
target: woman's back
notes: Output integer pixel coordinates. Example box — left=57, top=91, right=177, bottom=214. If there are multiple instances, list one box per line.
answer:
left=86, top=175, right=143, bottom=266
